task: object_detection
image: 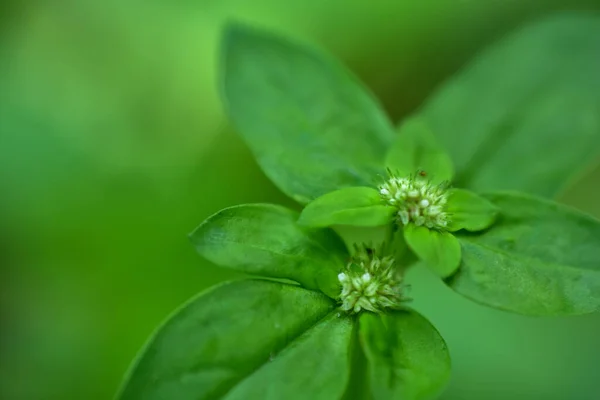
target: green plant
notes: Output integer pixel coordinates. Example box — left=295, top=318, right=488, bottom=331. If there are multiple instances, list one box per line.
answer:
left=117, top=13, right=600, bottom=400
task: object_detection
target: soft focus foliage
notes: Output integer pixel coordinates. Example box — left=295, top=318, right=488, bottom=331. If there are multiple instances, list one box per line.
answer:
left=2, top=1, right=600, bottom=400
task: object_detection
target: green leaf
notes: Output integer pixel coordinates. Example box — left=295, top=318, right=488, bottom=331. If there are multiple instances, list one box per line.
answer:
left=385, top=117, right=454, bottom=183
left=221, top=22, right=395, bottom=204
left=446, top=188, right=499, bottom=232
left=224, top=311, right=353, bottom=400
left=117, top=279, right=352, bottom=400
left=403, top=225, right=461, bottom=278
left=298, top=187, right=396, bottom=228
left=448, top=192, right=600, bottom=316
left=190, top=204, right=347, bottom=298
left=359, top=310, right=451, bottom=400
left=414, top=14, right=600, bottom=197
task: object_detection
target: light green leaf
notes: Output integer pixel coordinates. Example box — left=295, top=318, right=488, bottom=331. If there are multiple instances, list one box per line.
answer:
left=190, top=204, right=347, bottom=298
left=117, top=280, right=349, bottom=400
left=404, top=225, right=461, bottom=278
left=446, top=188, right=499, bottom=232
left=298, top=187, right=396, bottom=228
left=359, top=310, right=451, bottom=400
left=448, top=192, right=600, bottom=315
left=221, top=22, right=395, bottom=204
left=415, top=14, right=600, bottom=197
left=386, top=117, right=454, bottom=183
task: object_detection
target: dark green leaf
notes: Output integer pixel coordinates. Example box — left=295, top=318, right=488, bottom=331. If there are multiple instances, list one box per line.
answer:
left=190, top=204, right=347, bottom=298
left=415, top=14, right=600, bottom=197
left=359, top=310, right=451, bottom=400
left=298, top=187, right=396, bottom=228
left=221, top=22, right=395, bottom=204
left=224, top=311, right=353, bottom=400
left=448, top=192, right=600, bottom=315
left=446, top=188, right=499, bottom=232
left=404, top=224, right=461, bottom=278
left=386, top=117, right=454, bottom=183
left=118, top=280, right=350, bottom=400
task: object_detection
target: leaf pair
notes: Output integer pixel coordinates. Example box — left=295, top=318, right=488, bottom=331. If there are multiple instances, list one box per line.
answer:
left=399, top=189, right=600, bottom=317
left=220, top=14, right=600, bottom=296
left=292, top=118, right=469, bottom=230
left=117, top=196, right=600, bottom=399
left=118, top=13, right=600, bottom=400
left=299, top=185, right=600, bottom=316
left=222, top=16, right=600, bottom=206
left=296, top=116, right=500, bottom=278
left=299, top=184, right=498, bottom=277
left=118, top=205, right=450, bottom=400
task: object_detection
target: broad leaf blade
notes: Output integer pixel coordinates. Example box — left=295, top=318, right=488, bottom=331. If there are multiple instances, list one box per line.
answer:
left=446, top=188, right=499, bottom=232
left=221, top=22, right=395, bottom=204
left=118, top=280, right=339, bottom=400
left=448, top=192, right=600, bottom=315
left=298, top=186, right=396, bottom=228
left=190, top=204, right=347, bottom=298
left=386, top=117, right=454, bottom=184
left=416, top=14, right=600, bottom=197
left=359, top=310, right=451, bottom=400
left=404, top=225, right=461, bottom=278
left=224, top=313, right=353, bottom=400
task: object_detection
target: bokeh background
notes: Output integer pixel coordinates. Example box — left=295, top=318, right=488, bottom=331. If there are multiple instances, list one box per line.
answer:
left=2, top=1, right=600, bottom=399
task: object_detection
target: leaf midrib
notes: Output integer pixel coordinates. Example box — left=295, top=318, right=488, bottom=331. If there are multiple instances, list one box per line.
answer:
left=204, top=236, right=344, bottom=271
left=216, top=309, right=342, bottom=400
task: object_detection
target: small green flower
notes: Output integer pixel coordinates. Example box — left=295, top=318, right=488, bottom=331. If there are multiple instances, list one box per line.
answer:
left=298, top=118, right=500, bottom=278
left=379, top=172, right=450, bottom=230
left=338, top=245, right=407, bottom=313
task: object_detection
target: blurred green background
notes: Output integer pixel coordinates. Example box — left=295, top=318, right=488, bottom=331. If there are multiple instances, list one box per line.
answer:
left=2, top=1, right=600, bottom=399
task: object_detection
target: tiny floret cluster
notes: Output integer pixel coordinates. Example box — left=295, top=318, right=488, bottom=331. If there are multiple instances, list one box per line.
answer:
left=338, top=246, right=406, bottom=314
left=379, top=172, right=450, bottom=230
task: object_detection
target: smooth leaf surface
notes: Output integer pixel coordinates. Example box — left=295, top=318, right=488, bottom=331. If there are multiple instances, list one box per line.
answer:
left=118, top=280, right=340, bottom=400
left=224, top=313, right=353, bottom=400
left=359, top=310, right=451, bottom=400
left=404, top=225, right=461, bottom=278
left=448, top=192, right=600, bottom=315
left=446, top=188, right=499, bottom=232
left=416, top=14, right=600, bottom=197
left=221, top=22, right=395, bottom=204
left=298, top=186, right=396, bottom=228
left=190, top=204, right=347, bottom=298
left=386, top=117, right=454, bottom=183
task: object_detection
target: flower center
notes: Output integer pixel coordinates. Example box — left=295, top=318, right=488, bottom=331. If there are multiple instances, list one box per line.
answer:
left=378, top=173, right=450, bottom=230
left=338, top=247, right=406, bottom=313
